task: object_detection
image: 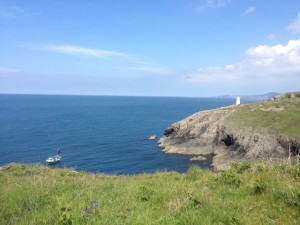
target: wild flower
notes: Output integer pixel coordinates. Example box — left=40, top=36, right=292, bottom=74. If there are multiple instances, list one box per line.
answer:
left=91, top=200, right=98, bottom=207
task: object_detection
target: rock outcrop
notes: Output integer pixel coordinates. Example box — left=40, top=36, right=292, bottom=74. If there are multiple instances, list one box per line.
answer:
left=158, top=94, right=300, bottom=171
left=0, top=163, right=15, bottom=171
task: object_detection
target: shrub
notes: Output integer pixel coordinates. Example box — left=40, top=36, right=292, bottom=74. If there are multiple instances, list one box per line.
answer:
left=252, top=178, right=267, bottom=194
left=59, top=210, right=72, bottom=225
left=232, top=161, right=251, bottom=174
left=185, top=166, right=203, bottom=181
left=218, top=170, right=242, bottom=188
left=274, top=189, right=300, bottom=208
left=255, top=162, right=269, bottom=172
left=287, top=165, right=300, bottom=179
left=137, top=185, right=154, bottom=202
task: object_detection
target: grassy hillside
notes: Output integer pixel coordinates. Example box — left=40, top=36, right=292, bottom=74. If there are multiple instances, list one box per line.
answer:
left=1, top=162, right=300, bottom=224
left=228, top=92, right=300, bottom=138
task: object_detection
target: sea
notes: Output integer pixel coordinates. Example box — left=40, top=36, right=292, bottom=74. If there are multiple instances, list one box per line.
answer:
left=0, top=94, right=254, bottom=174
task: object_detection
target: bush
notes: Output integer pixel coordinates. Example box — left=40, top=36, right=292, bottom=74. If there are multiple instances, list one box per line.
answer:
left=218, top=170, right=242, bottom=188
left=232, top=161, right=251, bottom=174
left=287, top=165, right=300, bottom=179
left=185, top=166, right=203, bottom=181
left=274, top=189, right=300, bottom=208
left=59, top=210, right=72, bottom=225
left=137, top=185, right=155, bottom=202
left=255, top=162, right=269, bottom=172
left=252, top=178, right=267, bottom=194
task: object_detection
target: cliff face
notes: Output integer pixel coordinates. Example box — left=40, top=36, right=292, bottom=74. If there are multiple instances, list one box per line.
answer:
left=158, top=93, right=300, bottom=171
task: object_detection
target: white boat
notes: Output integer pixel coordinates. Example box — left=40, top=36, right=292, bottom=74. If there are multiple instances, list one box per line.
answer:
left=46, top=149, right=62, bottom=165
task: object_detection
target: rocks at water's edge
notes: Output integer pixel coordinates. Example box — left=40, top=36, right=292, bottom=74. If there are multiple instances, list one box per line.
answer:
left=147, top=135, right=156, bottom=140
left=0, top=163, right=15, bottom=171
left=190, top=156, right=207, bottom=161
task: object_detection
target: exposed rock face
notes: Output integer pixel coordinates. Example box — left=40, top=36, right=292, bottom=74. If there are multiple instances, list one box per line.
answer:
left=0, top=163, right=14, bottom=171
left=158, top=105, right=299, bottom=171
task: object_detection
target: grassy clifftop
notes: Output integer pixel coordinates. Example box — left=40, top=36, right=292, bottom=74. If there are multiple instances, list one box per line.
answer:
left=228, top=92, right=300, bottom=138
left=1, top=162, right=300, bottom=224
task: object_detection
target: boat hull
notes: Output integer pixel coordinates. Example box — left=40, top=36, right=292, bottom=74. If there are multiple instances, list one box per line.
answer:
left=46, top=160, right=61, bottom=165
left=46, top=155, right=61, bottom=165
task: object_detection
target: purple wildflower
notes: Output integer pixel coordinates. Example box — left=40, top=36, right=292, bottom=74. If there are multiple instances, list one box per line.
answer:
left=91, top=200, right=98, bottom=207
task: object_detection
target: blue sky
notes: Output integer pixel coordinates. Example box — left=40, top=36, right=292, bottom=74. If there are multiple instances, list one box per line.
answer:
left=0, top=0, right=300, bottom=97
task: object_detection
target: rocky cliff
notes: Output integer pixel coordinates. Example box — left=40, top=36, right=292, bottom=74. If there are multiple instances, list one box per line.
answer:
left=158, top=92, right=300, bottom=171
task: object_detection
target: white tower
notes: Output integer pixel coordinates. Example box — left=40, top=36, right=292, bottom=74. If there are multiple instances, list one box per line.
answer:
left=236, top=96, right=241, bottom=105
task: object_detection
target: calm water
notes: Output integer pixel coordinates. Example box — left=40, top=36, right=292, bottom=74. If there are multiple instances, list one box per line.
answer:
left=1, top=94, right=242, bottom=174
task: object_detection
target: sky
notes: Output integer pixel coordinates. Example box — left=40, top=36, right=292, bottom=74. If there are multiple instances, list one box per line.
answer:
left=0, top=0, right=300, bottom=97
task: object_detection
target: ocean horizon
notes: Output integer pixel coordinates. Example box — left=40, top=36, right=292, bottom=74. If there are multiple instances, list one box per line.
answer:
left=0, top=94, right=255, bottom=174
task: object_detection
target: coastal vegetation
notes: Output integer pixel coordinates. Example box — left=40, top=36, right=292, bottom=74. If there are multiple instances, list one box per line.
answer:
left=228, top=92, right=300, bottom=138
left=1, top=162, right=300, bottom=224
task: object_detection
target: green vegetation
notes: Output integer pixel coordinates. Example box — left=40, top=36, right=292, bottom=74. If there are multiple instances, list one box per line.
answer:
left=228, top=92, right=300, bottom=138
left=1, top=162, right=300, bottom=224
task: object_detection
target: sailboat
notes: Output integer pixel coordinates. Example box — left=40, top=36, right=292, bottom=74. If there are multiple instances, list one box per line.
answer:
left=46, top=149, right=62, bottom=165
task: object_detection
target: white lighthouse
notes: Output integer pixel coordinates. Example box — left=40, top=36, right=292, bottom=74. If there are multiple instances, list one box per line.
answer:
left=236, top=96, right=241, bottom=105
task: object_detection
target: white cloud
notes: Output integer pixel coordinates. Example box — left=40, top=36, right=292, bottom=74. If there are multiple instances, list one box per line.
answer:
left=196, top=0, right=231, bottom=12
left=34, top=44, right=130, bottom=58
left=0, top=5, right=39, bottom=18
left=32, top=44, right=169, bottom=74
left=0, top=67, right=18, bottom=74
left=286, top=13, right=300, bottom=33
left=188, top=39, right=300, bottom=83
left=243, top=6, right=255, bottom=15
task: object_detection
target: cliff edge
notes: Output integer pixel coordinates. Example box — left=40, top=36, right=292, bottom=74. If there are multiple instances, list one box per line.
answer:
left=158, top=92, right=300, bottom=170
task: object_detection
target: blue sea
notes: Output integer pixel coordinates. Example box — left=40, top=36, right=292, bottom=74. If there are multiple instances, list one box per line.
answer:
left=0, top=94, right=249, bottom=174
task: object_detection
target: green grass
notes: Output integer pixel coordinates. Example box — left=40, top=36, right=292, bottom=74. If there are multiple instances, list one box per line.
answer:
left=228, top=93, right=300, bottom=138
left=1, top=162, right=300, bottom=224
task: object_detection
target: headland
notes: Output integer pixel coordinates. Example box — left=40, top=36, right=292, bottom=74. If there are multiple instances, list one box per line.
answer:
left=158, top=92, right=300, bottom=170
